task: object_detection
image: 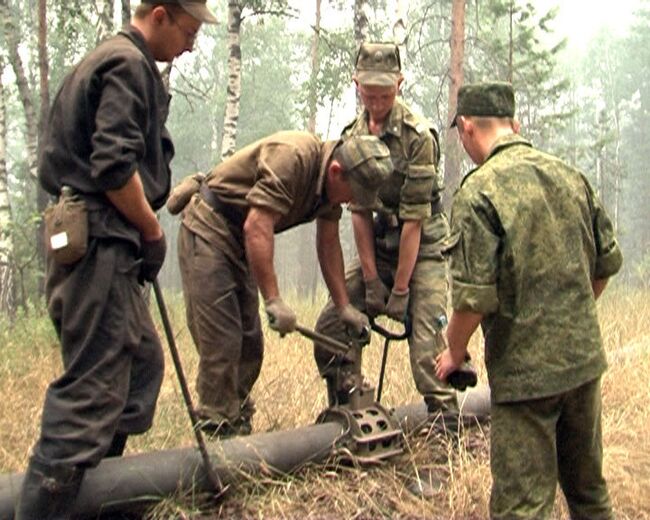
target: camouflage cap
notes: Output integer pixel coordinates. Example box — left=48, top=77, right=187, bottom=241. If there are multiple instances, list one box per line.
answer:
left=353, top=42, right=402, bottom=87
left=144, top=0, right=218, bottom=24
left=451, top=81, right=515, bottom=127
left=337, top=136, right=392, bottom=208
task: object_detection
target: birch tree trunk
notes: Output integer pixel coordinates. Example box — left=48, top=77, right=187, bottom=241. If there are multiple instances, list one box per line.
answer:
left=0, top=60, right=16, bottom=316
left=0, top=0, right=39, bottom=183
left=97, top=0, right=115, bottom=43
left=393, top=0, right=408, bottom=45
left=354, top=0, right=369, bottom=49
left=221, top=1, right=243, bottom=160
left=443, top=0, right=465, bottom=210
left=121, top=0, right=131, bottom=27
left=353, top=0, right=369, bottom=110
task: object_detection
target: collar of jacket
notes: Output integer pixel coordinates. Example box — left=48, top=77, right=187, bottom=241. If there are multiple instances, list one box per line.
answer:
left=361, top=98, right=405, bottom=138
left=484, top=133, right=532, bottom=162
left=459, top=134, right=532, bottom=189
left=119, top=25, right=160, bottom=75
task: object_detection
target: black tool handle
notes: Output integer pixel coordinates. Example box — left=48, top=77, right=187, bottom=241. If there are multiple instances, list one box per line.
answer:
left=152, top=280, right=223, bottom=495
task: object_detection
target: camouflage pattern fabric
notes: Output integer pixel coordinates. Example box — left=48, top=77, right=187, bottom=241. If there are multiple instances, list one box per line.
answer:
left=448, top=133, right=623, bottom=403
left=448, top=132, right=621, bottom=519
left=490, top=377, right=612, bottom=519
left=353, top=42, right=401, bottom=87
left=314, top=98, right=456, bottom=410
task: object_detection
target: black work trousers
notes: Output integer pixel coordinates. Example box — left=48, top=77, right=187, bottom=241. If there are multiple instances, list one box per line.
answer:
left=31, top=238, right=164, bottom=468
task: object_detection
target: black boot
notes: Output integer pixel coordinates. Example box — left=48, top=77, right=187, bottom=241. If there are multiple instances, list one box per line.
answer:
left=15, top=456, right=84, bottom=520
left=105, top=433, right=129, bottom=458
left=325, top=376, right=349, bottom=407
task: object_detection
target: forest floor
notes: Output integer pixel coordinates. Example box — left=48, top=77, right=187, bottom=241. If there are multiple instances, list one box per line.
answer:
left=1, top=286, right=648, bottom=519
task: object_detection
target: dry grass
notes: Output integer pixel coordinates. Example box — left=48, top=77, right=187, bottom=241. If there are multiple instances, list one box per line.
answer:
left=1, top=286, right=648, bottom=519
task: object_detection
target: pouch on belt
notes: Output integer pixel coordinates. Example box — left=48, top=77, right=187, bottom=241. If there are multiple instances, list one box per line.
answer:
left=374, top=213, right=401, bottom=252
left=43, top=186, right=88, bottom=265
left=166, top=172, right=206, bottom=215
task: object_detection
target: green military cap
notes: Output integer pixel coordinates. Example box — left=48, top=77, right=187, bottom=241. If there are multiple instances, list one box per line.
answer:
left=143, top=0, right=218, bottom=24
left=337, top=136, right=392, bottom=207
left=353, top=42, right=402, bottom=87
left=451, top=81, right=515, bottom=127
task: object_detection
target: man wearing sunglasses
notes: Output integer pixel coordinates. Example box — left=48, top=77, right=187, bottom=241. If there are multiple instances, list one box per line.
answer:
left=15, top=2, right=216, bottom=518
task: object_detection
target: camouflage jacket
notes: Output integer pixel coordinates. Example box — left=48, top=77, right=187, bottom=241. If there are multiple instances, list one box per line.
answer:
left=448, top=134, right=623, bottom=403
left=342, top=98, right=448, bottom=255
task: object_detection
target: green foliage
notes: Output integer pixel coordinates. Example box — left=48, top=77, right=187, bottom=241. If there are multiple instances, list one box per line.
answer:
left=0, top=297, right=55, bottom=373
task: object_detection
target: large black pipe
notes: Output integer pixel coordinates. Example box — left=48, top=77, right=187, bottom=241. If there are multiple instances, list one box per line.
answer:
left=0, top=388, right=490, bottom=519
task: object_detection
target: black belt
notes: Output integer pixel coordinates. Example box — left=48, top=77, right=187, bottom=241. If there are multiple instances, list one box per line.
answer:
left=430, top=198, right=444, bottom=215
left=199, top=184, right=245, bottom=228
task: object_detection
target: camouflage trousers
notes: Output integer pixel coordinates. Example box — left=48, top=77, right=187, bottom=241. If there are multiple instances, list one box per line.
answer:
left=490, top=377, right=612, bottom=520
left=178, top=224, right=263, bottom=425
left=313, top=253, right=457, bottom=411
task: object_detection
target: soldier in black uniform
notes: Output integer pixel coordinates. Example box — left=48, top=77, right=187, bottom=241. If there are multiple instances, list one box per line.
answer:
left=15, top=2, right=216, bottom=518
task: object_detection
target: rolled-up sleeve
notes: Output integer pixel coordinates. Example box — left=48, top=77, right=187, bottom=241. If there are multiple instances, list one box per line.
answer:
left=589, top=183, right=623, bottom=279
left=448, top=192, right=500, bottom=314
left=399, top=133, right=436, bottom=220
left=90, top=52, right=149, bottom=191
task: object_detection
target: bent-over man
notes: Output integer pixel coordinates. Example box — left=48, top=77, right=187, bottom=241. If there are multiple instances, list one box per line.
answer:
left=176, top=131, right=392, bottom=436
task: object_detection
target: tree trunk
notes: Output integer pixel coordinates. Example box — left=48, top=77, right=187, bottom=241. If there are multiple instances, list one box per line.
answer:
left=353, top=0, right=369, bottom=48
left=298, top=0, right=323, bottom=302
left=97, top=0, right=115, bottom=43
left=507, top=0, right=514, bottom=83
left=0, top=59, right=16, bottom=317
left=121, top=0, right=131, bottom=27
left=443, top=0, right=465, bottom=211
left=36, top=0, right=52, bottom=292
left=1, top=1, right=39, bottom=184
left=307, top=0, right=321, bottom=134
left=1, top=0, right=46, bottom=294
left=221, top=1, right=243, bottom=160
left=393, top=0, right=408, bottom=45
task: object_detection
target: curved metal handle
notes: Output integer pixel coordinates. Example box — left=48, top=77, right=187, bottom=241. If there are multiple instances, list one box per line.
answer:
left=369, top=317, right=411, bottom=341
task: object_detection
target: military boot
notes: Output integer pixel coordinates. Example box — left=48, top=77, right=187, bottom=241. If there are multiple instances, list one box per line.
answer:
left=324, top=375, right=351, bottom=407
left=15, top=456, right=85, bottom=520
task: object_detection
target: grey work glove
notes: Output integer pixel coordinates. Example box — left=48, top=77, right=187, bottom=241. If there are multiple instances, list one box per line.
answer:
left=365, top=277, right=390, bottom=318
left=338, top=303, right=370, bottom=338
left=139, top=233, right=167, bottom=283
left=265, top=297, right=297, bottom=336
left=386, top=287, right=409, bottom=322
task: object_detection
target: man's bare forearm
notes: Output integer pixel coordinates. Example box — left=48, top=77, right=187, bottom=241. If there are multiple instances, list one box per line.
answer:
left=447, top=310, right=483, bottom=360
left=352, top=210, right=378, bottom=281
left=244, top=207, right=281, bottom=301
left=317, top=218, right=348, bottom=308
left=106, top=172, right=161, bottom=240
left=393, top=219, right=421, bottom=291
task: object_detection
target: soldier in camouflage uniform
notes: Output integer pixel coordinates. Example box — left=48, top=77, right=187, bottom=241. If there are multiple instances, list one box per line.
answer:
left=436, top=81, right=623, bottom=519
left=176, top=132, right=391, bottom=436
left=313, top=42, right=457, bottom=415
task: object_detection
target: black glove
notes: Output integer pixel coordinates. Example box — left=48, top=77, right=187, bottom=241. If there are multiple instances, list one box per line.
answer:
left=265, top=297, right=297, bottom=336
left=386, top=287, right=409, bottom=322
left=338, top=303, right=370, bottom=338
left=139, top=233, right=167, bottom=283
left=365, top=277, right=390, bottom=318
